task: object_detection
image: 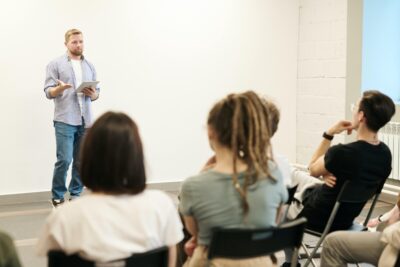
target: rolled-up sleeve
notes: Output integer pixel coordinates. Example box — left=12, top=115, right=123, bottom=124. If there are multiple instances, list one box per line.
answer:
left=44, top=62, right=58, bottom=99
left=179, top=180, right=194, bottom=216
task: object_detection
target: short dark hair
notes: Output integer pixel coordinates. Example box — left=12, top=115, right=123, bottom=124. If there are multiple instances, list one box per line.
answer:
left=358, top=90, right=395, bottom=132
left=264, top=100, right=280, bottom=137
left=80, top=112, right=146, bottom=195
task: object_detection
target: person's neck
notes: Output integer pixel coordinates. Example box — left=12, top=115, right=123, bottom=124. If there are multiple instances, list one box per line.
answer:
left=212, top=146, right=247, bottom=174
left=356, top=125, right=379, bottom=144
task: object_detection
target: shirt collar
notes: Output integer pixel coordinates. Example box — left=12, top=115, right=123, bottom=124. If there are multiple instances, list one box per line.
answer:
left=65, top=52, right=85, bottom=61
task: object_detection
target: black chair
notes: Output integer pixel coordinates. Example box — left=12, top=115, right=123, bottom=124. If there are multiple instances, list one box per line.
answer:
left=395, top=251, right=400, bottom=267
left=302, top=179, right=385, bottom=267
left=48, top=246, right=169, bottom=267
left=207, top=217, right=307, bottom=267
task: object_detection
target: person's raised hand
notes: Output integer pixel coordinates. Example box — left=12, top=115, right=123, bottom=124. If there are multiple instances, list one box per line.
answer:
left=56, top=79, right=72, bottom=90
left=327, top=120, right=354, bottom=136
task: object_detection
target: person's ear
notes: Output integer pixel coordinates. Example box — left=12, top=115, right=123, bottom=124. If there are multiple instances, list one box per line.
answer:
left=207, top=125, right=215, bottom=140
left=207, top=126, right=217, bottom=151
left=358, top=110, right=365, bottom=123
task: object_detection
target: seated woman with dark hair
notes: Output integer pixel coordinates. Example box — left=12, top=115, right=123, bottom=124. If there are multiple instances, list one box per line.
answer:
left=37, top=112, right=183, bottom=267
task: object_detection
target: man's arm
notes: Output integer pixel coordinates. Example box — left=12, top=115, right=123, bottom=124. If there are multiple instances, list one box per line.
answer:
left=48, top=80, right=72, bottom=98
left=309, top=120, right=353, bottom=177
left=44, top=62, right=73, bottom=98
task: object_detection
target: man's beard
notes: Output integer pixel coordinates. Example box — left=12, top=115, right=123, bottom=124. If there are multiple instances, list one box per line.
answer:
left=70, top=49, right=83, bottom=56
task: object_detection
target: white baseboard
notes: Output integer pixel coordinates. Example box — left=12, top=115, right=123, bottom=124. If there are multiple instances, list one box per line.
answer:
left=0, top=179, right=396, bottom=206
left=147, top=180, right=182, bottom=191
left=0, top=181, right=183, bottom=206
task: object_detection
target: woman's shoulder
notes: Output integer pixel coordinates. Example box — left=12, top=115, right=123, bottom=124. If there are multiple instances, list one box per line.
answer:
left=267, top=160, right=284, bottom=183
left=182, top=170, right=221, bottom=187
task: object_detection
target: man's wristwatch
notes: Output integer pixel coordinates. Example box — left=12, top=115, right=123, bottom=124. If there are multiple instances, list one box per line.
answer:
left=323, top=132, right=334, bottom=141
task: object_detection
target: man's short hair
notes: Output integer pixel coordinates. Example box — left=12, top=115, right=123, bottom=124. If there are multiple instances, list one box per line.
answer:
left=80, top=112, right=146, bottom=195
left=359, top=90, right=396, bottom=132
left=65, top=29, right=82, bottom=43
left=265, top=100, right=280, bottom=137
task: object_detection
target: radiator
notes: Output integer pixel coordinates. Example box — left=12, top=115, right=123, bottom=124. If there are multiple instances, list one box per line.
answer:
left=379, top=122, right=400, bottom=180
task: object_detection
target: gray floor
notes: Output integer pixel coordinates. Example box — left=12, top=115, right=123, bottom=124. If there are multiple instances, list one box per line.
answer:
left=0, top=192, right=393, bottom=267
left=0, top=200, right=51, bottom=267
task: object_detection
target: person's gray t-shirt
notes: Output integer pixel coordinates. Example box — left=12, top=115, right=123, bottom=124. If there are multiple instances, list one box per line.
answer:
left=179, top=161, right=288, bottom=245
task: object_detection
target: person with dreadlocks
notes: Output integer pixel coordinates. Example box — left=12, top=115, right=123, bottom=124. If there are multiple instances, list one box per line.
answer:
left=179, top=91, right=288, bottom=267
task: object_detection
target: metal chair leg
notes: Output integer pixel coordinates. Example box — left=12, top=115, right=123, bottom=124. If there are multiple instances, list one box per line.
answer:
left=301, top=243, right=317, bottom=267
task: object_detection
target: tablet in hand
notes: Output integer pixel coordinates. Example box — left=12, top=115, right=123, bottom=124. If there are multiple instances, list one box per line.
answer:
left=76, top=81, right=99, bottom=93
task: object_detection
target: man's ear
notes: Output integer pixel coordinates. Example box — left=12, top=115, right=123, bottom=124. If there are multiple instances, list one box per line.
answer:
left=358, top=110, right=365, bottom=123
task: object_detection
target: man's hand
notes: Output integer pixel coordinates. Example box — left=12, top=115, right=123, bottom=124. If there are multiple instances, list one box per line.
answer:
left=49, top=80, right=72, bottom=97
left=56, top=79, right=72, bottom=91
left=326, top=120, right=354, bottom=136
left=81, top=87, right=97, bottom=99
left=323, top=173, right=336, bottom=188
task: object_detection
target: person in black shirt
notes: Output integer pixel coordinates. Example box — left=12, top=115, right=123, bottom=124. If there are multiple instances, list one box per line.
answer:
left=281, top=90, right=395, bottom=267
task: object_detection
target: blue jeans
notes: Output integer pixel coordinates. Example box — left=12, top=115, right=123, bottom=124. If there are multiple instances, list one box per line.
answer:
left=52, top=121, right=85, bottom=200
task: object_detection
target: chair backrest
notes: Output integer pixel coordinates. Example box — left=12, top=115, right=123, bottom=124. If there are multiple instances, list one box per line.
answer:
left=48, top=246, right=169, bottom=267
left=207, top=217, right=307, bottom=260
left=338, top=178, right=386, bottom=227
left=339, top=176, right=386, bottom=204
left=306, top=178, right=385, bottom=235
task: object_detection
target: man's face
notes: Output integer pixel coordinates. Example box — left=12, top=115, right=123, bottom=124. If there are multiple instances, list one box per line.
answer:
left=65, top=34, right=84, bottom=57
left=351, top=100, right=362, bottom=130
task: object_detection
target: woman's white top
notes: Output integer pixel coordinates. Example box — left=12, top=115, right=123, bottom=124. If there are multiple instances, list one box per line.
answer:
left=37, top=190, right=183, bottom=262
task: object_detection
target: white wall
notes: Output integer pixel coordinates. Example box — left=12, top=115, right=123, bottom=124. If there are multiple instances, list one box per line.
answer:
left=296, top=0, right=348, bottom=164
left=0, top=0, right=298, bottom=195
